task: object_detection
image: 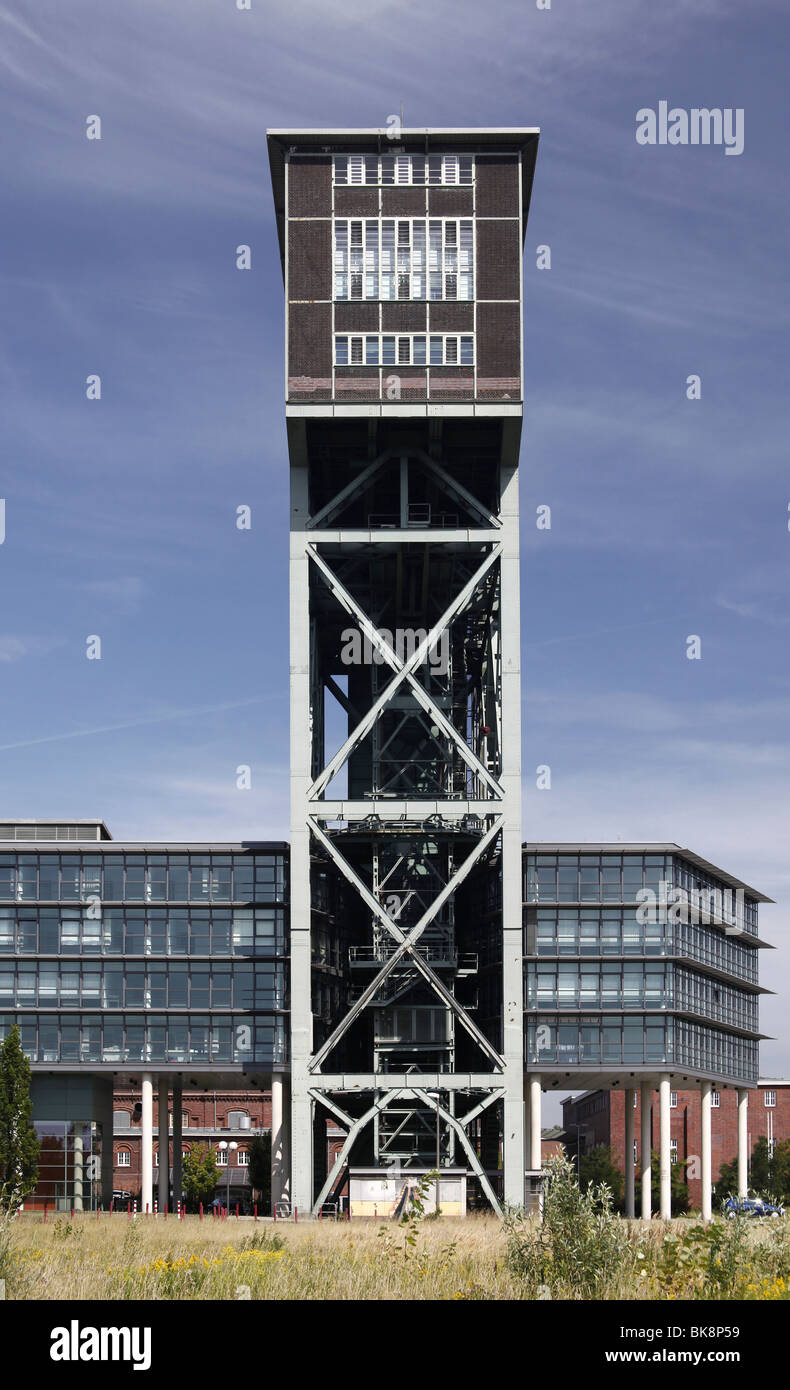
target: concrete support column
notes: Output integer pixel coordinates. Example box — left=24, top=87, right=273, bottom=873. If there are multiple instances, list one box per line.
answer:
left=171, top=1078, right=183, bottom=1211
left=141, top=1073, right=153, bottom=1215
left=72, top=1131, right=84, bottom=1212
left=624, top=1090, right=635, bottom=1219
left=701, top=1080, right=712, bottom=1222
left=659, top=1073, right=671, bottom=1220
left=271, top=1073, right=284, bottom=1212
left=529, top=1076, right=542, bottom=1171
left=281, top=1073, right=291, bottom=1202
left=640, top=1082, right=652, bottom=1221
left=737, top=1089, right=749, bottom=1198
left=157, top=1076, right=170, bottom=1213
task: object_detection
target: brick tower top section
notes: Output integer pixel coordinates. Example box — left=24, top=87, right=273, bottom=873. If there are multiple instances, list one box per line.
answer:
left=267, top=128, right=539, bottom=415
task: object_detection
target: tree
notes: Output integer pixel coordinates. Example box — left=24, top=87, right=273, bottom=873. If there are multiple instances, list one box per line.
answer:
left=0, top=1025, right=40, bottom=1208
left=246, top=1133, right=271, bottom=1210
left=650, top=1151, right=690, bottom=1215
left=578, top=1145, right=624, bottom=1210
left=182, top=1143, right=219, bottom=1211
left=715, top=1137, right=790, bottom=1205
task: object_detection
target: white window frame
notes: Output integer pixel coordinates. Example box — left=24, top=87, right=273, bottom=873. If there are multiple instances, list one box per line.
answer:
left=711, top=1090, right=720, bottom=1108
left=334, top=333, right=474, bottom=369
left=669, top=1138, right=678, bottom=1165
left=237, top=1149, right=249, bottom=1166
left=670, top=1091, right=678, bottom=1108
left=334, top=218, right=474, bottom=303
left=765, top=1090, right=776, bottom=1108
left=116, top=1149, right=131, bottom=1167
left=216, top=1148, right=228, bottom=1166
left=333, top=153, right=474, bottom=187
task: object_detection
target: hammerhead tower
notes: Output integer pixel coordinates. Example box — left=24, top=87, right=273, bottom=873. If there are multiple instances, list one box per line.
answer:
left=267, top=127, right=540, bottom=1213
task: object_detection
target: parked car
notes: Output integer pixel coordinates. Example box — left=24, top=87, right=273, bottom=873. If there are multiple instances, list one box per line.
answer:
left=112, top=1190, right=133, bottom=1203
left=723, top=1197, right=785, bottom=1218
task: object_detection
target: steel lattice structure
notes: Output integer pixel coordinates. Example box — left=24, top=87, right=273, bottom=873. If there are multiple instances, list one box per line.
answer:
left=268, top=127, right=540, bottom=1213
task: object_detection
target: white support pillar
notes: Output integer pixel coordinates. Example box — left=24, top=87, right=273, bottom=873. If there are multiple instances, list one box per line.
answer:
left=282, top=1072, right=291, bottom=1203
left=158, top=1076, right=170, bottom=1213
left=737, top=1089, right=749, bottom=1198
left=72, top=1131, right=84, bottom=1212
left=659, top=1073, right=671, bottom=1220
left=500, top=458, right=526, bottom=1208
left=529, top=1076, right=542, bottom=1172
left=640, top=1082, right=652, bottom=1221
left=700, top=1080, right=712, bottom=1222
left=171, top=1078, right=183, bottom=1212
left=141, top=1073, right=153, bottom=1215
left=624, top=1090, right=635, bottom=1219
left=271, top=1073, right=284, bottom=1212
left=289, top=463, right=315, bottom=1216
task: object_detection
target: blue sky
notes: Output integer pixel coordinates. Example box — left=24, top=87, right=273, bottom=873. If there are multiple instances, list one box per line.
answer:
left=1, top=0, right=788, bottom=1083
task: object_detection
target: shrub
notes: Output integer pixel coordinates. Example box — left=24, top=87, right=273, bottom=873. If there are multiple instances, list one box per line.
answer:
left=505, top=1154, right=641, bottom=1299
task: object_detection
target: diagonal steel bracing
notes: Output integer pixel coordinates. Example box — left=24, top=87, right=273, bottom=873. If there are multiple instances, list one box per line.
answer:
left=411, top=1087, right=504, bottom=1218
left=307, top=543, right=502, bottom=800
left=310, top=1088, right=408, bottom=1215
left=308, top=816, right=504, bottom=1071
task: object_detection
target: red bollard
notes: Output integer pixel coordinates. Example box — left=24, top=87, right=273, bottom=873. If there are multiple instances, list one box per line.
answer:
left=294, top=1206, right=298, bottom=1224
left=273, top=1205, right=277, bottom=1222
left=70, top=1207, right=75, bottom=1221
left=235, top=1203, right=239, bottom=1221
left=254, top=1204, right=258, bottom=1222
left=44, top=1204, right=48, bottom=1224
left=199, top=1202, right=203, bottom=1221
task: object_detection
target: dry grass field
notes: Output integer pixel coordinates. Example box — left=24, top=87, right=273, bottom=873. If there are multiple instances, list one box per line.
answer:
left=2, top=1200, right=790, bottom=1301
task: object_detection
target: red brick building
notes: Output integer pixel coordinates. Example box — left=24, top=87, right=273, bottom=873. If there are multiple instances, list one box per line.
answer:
left=112, top=1089, right=271, bottom=1208
left=562, top=1080, right=790, bottom=1208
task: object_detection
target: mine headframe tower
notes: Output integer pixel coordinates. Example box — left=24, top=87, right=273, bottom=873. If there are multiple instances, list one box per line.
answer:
left=267, top=126, right=539, bottom=1213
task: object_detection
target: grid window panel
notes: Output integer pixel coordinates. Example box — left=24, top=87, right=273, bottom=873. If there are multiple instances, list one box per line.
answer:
left=334, top=334, right=474, bottom=368
left=334, top=153, right=473, bottom=186
left=334, top=219, right=473, bottom=301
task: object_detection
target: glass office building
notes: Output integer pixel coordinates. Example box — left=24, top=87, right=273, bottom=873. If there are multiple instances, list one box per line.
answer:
left=0, top=822, right=288, bottom=1209
left=0, top=823, right=769, bottom=1211
left=524, top=845, right=768, bottom=1086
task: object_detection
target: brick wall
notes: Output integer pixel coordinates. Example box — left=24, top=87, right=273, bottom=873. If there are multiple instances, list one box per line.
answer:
left=112, top=1089, right=271, bottom=1203
left=284, top=148, right=523, bottom=405
left=564, top=1083, right=790, bottom=1208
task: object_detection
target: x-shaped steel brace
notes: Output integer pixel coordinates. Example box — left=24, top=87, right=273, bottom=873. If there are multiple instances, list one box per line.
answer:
left=307, top=543, right=502, bottom=800
left=307, top=815, right=504, bottom=1072
left=411, top=1086, right=504, bottom=1218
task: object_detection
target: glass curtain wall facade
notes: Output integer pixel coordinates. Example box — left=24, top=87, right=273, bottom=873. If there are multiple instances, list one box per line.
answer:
left=0, top=842, right=289, bottom=1070
left=524, top=848, right=765, bottom=1084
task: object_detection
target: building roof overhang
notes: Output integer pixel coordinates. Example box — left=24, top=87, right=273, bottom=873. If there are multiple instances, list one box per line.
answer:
left=266, top=126, right=541, bottom=275
left=525, top=842, right=774, bottom=904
